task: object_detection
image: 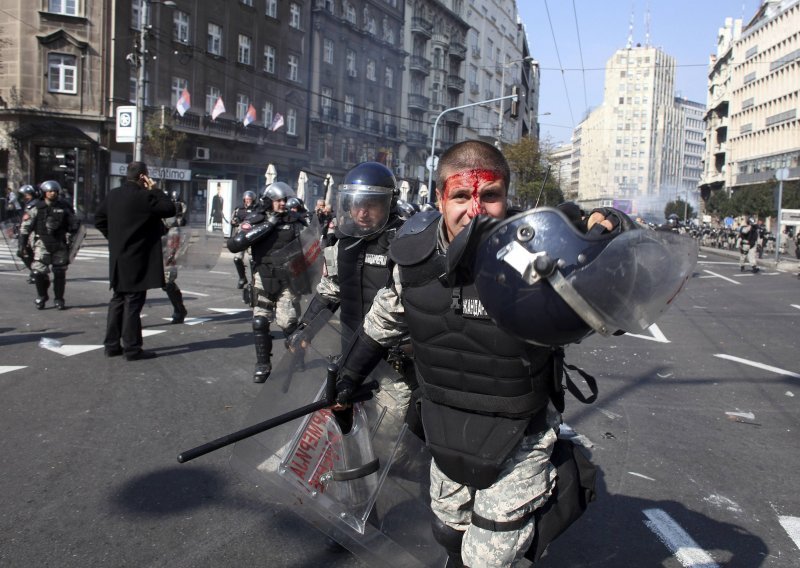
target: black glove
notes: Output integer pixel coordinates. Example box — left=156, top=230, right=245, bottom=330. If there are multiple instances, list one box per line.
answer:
left=586, top=207, right=638, bottom=236
left=445, top=214, right=500, bottom=287
left=335, top=329, right=385, bottom=405
left=17, top=234, right=29, bottom=258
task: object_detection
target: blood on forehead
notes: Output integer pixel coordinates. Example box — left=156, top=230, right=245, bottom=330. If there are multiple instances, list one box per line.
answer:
left=442, top=169, right=502, bottom=200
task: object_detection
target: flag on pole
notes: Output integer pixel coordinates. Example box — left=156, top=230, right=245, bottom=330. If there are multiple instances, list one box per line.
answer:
left=243, top=104, right=256, bottom=127
left=176, top=88, right=191, bottom=117
left=270, top=112, right=284, bottom=132
left=211, top=97, right=226, bottom=121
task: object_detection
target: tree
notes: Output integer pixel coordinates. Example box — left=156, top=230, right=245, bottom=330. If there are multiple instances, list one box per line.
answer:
left=704, top=180, right=800, bottom=221
left=664, top=199, right=694, bottom=221
left=144, top=111, right=186, bottom=165
left=504, top=136, right=563, bottom=208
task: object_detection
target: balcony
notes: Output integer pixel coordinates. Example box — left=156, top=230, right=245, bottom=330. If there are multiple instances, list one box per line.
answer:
left=447, top=76, right=465, bottom=92
left=406, top=130, right=428, bottom=146
left=449, top=40, right=466, bottom=60
left=432, top=33, right=448, bottom=47
left=410, top=17, right=432, bottom=38
left=365, top=118, right=380, bottom=133
left=408, top=94, right=430, bottom=112
left=344, top=113, right=360, bottom=128
left=714, top=142, right=727, bottom=154
left=384, top=123, right=398, bottom=138
left=320, top=106, right=338, bottom=123
left=409, top=55, right=431, bottom=74
left=445, top=111, right=464, bottom=125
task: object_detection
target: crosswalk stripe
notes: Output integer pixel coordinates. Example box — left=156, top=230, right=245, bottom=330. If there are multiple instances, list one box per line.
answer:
left=643, top=508, right=719, bottom=567
left=0, top=366, right=27, bottom=375
left=714, top=354, right=800, bottom=379
left=779, top=516, right=800, bottom=551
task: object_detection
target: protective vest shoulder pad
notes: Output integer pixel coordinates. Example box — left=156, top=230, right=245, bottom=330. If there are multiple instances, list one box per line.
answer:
left=389, top=210, right=440, bottom=266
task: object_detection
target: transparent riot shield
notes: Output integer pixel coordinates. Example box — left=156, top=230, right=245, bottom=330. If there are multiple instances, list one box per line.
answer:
left=68, top=223, right=87, bottom=264
left=0, top=220, right=25, bottom=271
left=272, top=215, right=323, bottom=296
left=161, top=226, right=224, bottom=270
left=230, top=311, right=445, bottom=568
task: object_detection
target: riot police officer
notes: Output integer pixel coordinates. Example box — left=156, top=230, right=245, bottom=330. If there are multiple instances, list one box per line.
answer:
left=227, top=182, right=309, bottom=382
left=18, top=180, right=79, bottom=310
left=230, top=190, right=260, bottom=289
left=738, top=217, right=760, bottom=273
left=162, top=191, right=188, bottom=324
left=17, top=185, right=39, bottom=283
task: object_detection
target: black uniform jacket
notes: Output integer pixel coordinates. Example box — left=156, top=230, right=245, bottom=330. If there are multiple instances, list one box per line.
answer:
left=95, top=181, right=176, bottom=292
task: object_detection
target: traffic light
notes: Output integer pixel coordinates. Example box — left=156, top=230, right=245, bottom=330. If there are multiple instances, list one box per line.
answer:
left=510, top=85, right=520, bottom=119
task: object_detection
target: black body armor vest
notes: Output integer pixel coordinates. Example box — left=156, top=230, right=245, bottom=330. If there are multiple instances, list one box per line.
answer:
left=251, top=215, right=303, bottom=266
left=336, top=216, right=401, bottom=335
left=390, top=212, right=555, bottom=488
left=34, top=201, right=68, bottom=252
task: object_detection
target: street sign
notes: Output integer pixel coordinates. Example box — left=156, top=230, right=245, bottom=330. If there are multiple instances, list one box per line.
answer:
left=781, top=209, right=800, bottom=223
left=426, top=155, right=439, bottom=171
left=775, top=167, right=790, bottom=181
left=116, top=106, right=137, bottom=143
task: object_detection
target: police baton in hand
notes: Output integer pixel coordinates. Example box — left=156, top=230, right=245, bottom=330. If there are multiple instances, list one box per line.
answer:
left=177, top=364, right=377, bottom=463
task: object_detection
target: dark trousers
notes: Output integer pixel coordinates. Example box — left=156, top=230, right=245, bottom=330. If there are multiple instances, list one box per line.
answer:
left=104, top=290, right=147, bottom=354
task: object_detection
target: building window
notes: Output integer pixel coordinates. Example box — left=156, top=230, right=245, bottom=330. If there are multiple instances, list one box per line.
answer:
left=262, top=100, right=273, bottom=128
left=344, top=2, right=356, bottom=24
left=263, top=45, right=276, bottom=73
left=265, top=0, right=277, bottom=18
left=366, top=59, right=376, bottom=82
left=48, top=53, right=77, bottom=94
left=384, top=67, right=393, bottom=88
left=321, top=87, right=333, bottom=112
left=287, top=108, right=297, bottom=135
left=206, top=85, right=221, bottom=114
left=323, top=38, right=334, bottom=64
left=173, top=10, right=190, bottom=43
left=236, top=94, right=249, bottom=120
left=240, top=0, right=253, bottom=6
left=207, top=23, right=222, bottom=56
left=238, top=34, right=251, bottom=65
left=171, top=77, right=188, bottom=106
left=367, top=17, right=376, bottom=35
left=346, top=49, right=357, bottom=77
left=288, top=54, right=299, bottom=82
left=289, top=3, right=301, bottom=28
left=131, top=0, right=147, bottom=30
left=49, top=0, right=78, bottom=16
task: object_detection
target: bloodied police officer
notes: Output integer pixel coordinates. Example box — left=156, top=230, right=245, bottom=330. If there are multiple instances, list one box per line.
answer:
left=18, top=180, right=79, bottom=310
left=227, top=181, right=309, bottom=382
left=329, top=141, right=630, bottom=567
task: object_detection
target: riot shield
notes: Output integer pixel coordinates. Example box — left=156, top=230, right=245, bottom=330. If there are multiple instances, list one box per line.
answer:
left=68, top=223, right=87, bottom=264
left=161, top=226, right=224, bottom=270
left=273, top=215, right=323, bottom=296
left=230, top=310, right=445, bottom=568
left=0, top=220, right=25, bottom=271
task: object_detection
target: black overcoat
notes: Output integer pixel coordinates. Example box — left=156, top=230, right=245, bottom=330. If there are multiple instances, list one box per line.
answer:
left=95, top=181, right=176, bottom=292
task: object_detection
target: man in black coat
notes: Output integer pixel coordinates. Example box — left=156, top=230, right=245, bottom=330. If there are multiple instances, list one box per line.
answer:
left=95, top=162, right=176, bottom=361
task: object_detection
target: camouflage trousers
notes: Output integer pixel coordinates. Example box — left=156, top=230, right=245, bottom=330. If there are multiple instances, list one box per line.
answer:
left=430, top=416, right=559, bottom=568
left=739, top=245, right=758, bottom=268
left=164, top=265, right=178, bottom=285
left=252, top=271, right=300, bottom=330
left=31, top=239, right=69, bottom=274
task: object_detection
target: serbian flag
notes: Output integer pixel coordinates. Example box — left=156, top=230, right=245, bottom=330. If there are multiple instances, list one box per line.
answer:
left=270, top=112, right=284, bottom=132
left=211, top=97, right=226, bottom=121
left=243, top=103, right=256, bottom=127
left=176, top=88, right=191, bottom=117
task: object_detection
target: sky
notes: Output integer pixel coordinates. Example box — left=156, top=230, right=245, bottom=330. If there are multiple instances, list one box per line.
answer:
left=517, top=0, right=762, bottom=145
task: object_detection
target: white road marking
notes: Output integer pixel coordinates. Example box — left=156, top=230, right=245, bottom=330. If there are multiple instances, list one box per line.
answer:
left=714, top=354, right=800, bottom=379
left=791, top=304, right=800, bottom=311
left=779, top=516, right=800, bottom=551
left=701, top=269, right=740, bottom=284
left=41, top=344, right=104, bottom=357
left=208, top=307, right=250, bottom=314
left=628, top=472, right=655, bottom=481
left=626, top=323, right=669, bottom=343
left=209, top=271, right=232, bottom=275
left=696, top=260, right=737, bottom=265
left=725, top=411, right=755, bottom=420
left=643, top=508, right=719, bottom=567
left=0, top=366, right=27, bottom=375
left=162, top=317, right=212, bottom=326
left=142, top=330, right=167, bottom=338
left=0, top=269, right=27, bottom=276
left=179, top=289, right=210, bottom=297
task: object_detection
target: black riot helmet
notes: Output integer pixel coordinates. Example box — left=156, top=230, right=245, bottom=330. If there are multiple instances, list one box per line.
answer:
left=39, top=180, right=62, bottom=197
left=336, top=161, right=397, bottom=237
left=19, top=184, right=37, bottom=200
left=468, top=207, right=697, bottom=346
left=242, top=190, right=257, bottom=205
left=171, top=190, right=182, bottom=202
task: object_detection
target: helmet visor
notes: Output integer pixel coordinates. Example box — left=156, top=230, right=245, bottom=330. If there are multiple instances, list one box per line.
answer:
left=336, top=186, right=392, bottom=237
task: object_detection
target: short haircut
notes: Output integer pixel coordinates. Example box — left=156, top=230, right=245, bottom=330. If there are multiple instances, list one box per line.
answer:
left=126, top=161, right=148, bottom=181
left=436, top=140, right=510, bottom=191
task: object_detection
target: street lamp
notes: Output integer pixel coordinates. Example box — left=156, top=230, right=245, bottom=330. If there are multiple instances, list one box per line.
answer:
left=497, top=56, right=534, bottom=144
left=134, top=0, right=177, bottom=162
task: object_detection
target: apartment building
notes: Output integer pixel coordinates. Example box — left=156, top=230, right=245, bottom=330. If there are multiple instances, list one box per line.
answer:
left=574, top=45, right=702, bottom=220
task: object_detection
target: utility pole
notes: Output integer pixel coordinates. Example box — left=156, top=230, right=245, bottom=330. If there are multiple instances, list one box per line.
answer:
left=134, top=0, right=148, bottom=162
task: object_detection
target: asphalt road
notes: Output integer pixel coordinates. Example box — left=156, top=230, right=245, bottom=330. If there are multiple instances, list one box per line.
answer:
left=1, top=232, right=799, bottom=568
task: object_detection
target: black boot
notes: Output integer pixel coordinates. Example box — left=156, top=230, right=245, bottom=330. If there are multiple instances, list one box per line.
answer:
left=253, top=316, right=273, bottom=383
left=165, top=282, right=187, bottom=323
left=53, top=268, right=67, bottom=310
left=431, top=519, right=465, bottom=568
left=233, top=258, right=248, bottom=289
left=33, top=272, right=50, bottom=309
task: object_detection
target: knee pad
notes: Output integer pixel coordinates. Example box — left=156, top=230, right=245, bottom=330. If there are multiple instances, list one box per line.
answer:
left=431, top=518, right=464, bottom=553
left=252, top=315, right=270, bottom=333
left=163, top=281, right=178, bottom=293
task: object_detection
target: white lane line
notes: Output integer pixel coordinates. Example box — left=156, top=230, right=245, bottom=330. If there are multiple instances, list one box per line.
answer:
left=714, top=354, right=800, bottom=379
left=0, top=366, right=27, bottom=375
left=208, top=307, right=250, bottom=314
left=180, top=289, right=210, bottom=297
left=643, top=508, right=719, bottom=568
left=696, top=261, right=737, bottom=265
left=779, top=516, right=800, bottom=552
left=626, top=323, right=669, bottom=343
left=791, top=304, right=800, bottom=311
left=142, top=330, right=167, bottom=338
left=209, top=270, right=232, bottom=275
left=161, top=317, right=212, bottom=326
left=628, top=472, right=655, bottom=481
left=701, top=269, right=741, bottom=284
left=41, top=344, right=104, bottom=357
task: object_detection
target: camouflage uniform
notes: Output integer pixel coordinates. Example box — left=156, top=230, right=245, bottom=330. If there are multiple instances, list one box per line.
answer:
left=18, top=197, right=77, bottom=309
left=252, top=271, right=301, bottom=330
